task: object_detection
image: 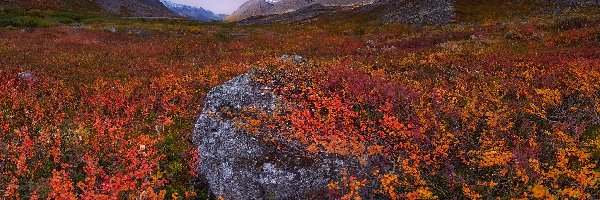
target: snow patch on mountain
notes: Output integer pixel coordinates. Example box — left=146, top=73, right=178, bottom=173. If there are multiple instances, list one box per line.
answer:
left=161, top=0, right=228, bottom=21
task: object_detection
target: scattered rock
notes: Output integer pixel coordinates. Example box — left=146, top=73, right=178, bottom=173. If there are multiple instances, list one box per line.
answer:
left=193, top=72, right=366, bottom=199
left=279, top=54, right=307, bottom=64
left=366, top=39, right=377, bottom=48
left=17, top=71, right=36, bottom=83
left=71, top=23, right=87, bottom=28
left=20, top=28, right=33, bottom=33
left=129, top=29, right=148, bottom=37
left=107, top=27, right=118, bottom=33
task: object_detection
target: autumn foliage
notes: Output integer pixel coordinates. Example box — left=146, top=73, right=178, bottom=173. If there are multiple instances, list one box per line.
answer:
left=1, top=2, right=600, bottom=199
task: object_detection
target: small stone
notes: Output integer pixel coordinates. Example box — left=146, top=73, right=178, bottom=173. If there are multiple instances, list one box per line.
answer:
left=129, top=30, right=148, bottom=37
left=17, top=71, right=36, bottom=86
left=18, top=71, right=35, bottom=82
left=107, top=27, right=117, bottom=33
left=71, top=23, right=87, bottom=28
left=280, top=54, right=307, bottom=64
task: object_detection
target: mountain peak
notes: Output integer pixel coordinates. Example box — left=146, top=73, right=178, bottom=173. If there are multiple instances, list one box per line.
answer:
left=226, top=0, right=275, bottom=21
left=161, top=0, right=228, bottom=21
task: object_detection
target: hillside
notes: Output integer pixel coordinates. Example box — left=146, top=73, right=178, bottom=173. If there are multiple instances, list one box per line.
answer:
left=227, top=0, right=376, bottom=21
left=0, top=0, right=100, bottom=11
left=0, top=0, right=173, bottom=17
left=227, top=0, right=275, bottom=21
left=95, top=0, right=174, bottom=17
left=236, top=0, right=455, bottom=25
left=230, top=0, right=600, bottom=25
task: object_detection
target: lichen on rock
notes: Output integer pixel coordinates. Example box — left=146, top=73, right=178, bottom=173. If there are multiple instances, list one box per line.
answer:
left=193, top=72, right=361, bottom=199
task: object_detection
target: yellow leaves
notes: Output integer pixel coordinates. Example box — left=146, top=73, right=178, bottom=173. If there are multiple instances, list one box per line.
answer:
left=379, top=174, right=400, bottom=199
left=143, top=187, right=166, bottom=200
left=328, top=181, right=341, bottom=190
left=516, top=167, right=530, bottom=183
left=528, top=158, right=542, bottom=173
left=462, top=186, right=482, bottom=199
left=528, top=138, right=537, bottom=148
left=478, top=149, right=513, bottom=167
left=488, top=181, right=498, bottom=189
left=367, top=145, right=384, bottom=156
left=530, top=183, right=553, bottom=199
left=484, top=108, right=514, bottom=131
left=418, top=52, right=446, bottom=65
left=184, top=191, right=197, bottom=199
left=526, top=89, right=563, bottom=119
left=558, top=187, right=583, bottom=199
left=535, top=88, right=562, bottom=108
left=406, top=187, right=437, bottom=200
left=306, top=143, right=319, bottom=154
left=340, top=175, right=367, bottom=200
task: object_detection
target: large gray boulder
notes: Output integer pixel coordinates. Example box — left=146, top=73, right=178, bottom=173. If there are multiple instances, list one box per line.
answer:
left=193, top=73, right=361, bottom=199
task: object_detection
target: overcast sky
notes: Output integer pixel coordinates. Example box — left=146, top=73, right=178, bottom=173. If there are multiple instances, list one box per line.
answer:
left=168, top=0, right=248, bottom=15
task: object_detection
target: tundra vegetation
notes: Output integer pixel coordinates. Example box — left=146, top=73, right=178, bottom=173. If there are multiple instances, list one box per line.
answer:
left=0, top=1, right=599, bottom=199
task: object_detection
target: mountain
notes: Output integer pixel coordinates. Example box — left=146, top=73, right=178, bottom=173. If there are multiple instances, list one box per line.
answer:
left=227, top=0, right=275, bottom=21
left=357, top=0, right=455, bottom=25
left=234, top=0, right=454, bottom=25
left=161, top=0, right=227, bottom=21
left=229, top=0, right=600, bottom=25
left=0, top=0, right=174, bottom=17
left=0, top=0, right=100, bottom=11
left=95, top=0, right=174, bottom=17
left=227, top=0, right=376, bottom=21
left=237, top=3, right=344, bottom=25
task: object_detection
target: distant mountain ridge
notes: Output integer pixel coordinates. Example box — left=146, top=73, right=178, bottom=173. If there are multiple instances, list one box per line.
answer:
left=0, top=0, right=174, bottom=17
left=161, top=0, right=227, bottom=21
left=227, top=0, right=376, bottom=21
left=0, top=0, right=99, bottom=11
left=236, top=0, right=455, bottom=25
left=229, top=0, right=600, bottom=25
left=95, top=0, right=174, bottom=17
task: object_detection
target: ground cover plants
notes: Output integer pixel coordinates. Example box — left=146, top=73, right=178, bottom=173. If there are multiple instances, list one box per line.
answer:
left=0, top=1, right=599, bottom=199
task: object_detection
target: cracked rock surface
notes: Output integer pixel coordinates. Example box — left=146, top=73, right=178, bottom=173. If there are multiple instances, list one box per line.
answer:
left=194, top=73, right=358, bottom=200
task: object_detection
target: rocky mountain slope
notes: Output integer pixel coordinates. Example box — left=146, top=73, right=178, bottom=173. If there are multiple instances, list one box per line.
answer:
left=0, top=0, right=174, bottom=17
left=549, top=0, right=600, bottom=5
left=358, top=0, right=455, bottom=25
left=0, top=0, right=100, bottom=11
left=270, top=0, right=377, bottom=14
left=227, top=0, right=376, bottom=21
left=229, top=0, right=600, bottom=25
left=236, top=0, right=455, bottom=25
left=237, top=3, right=344, bottom=25
left=95, top=0, right=174, bottom=17
left=161, top=0, right=227, bottom=21
left=227, top=0, right=275, bottom=21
